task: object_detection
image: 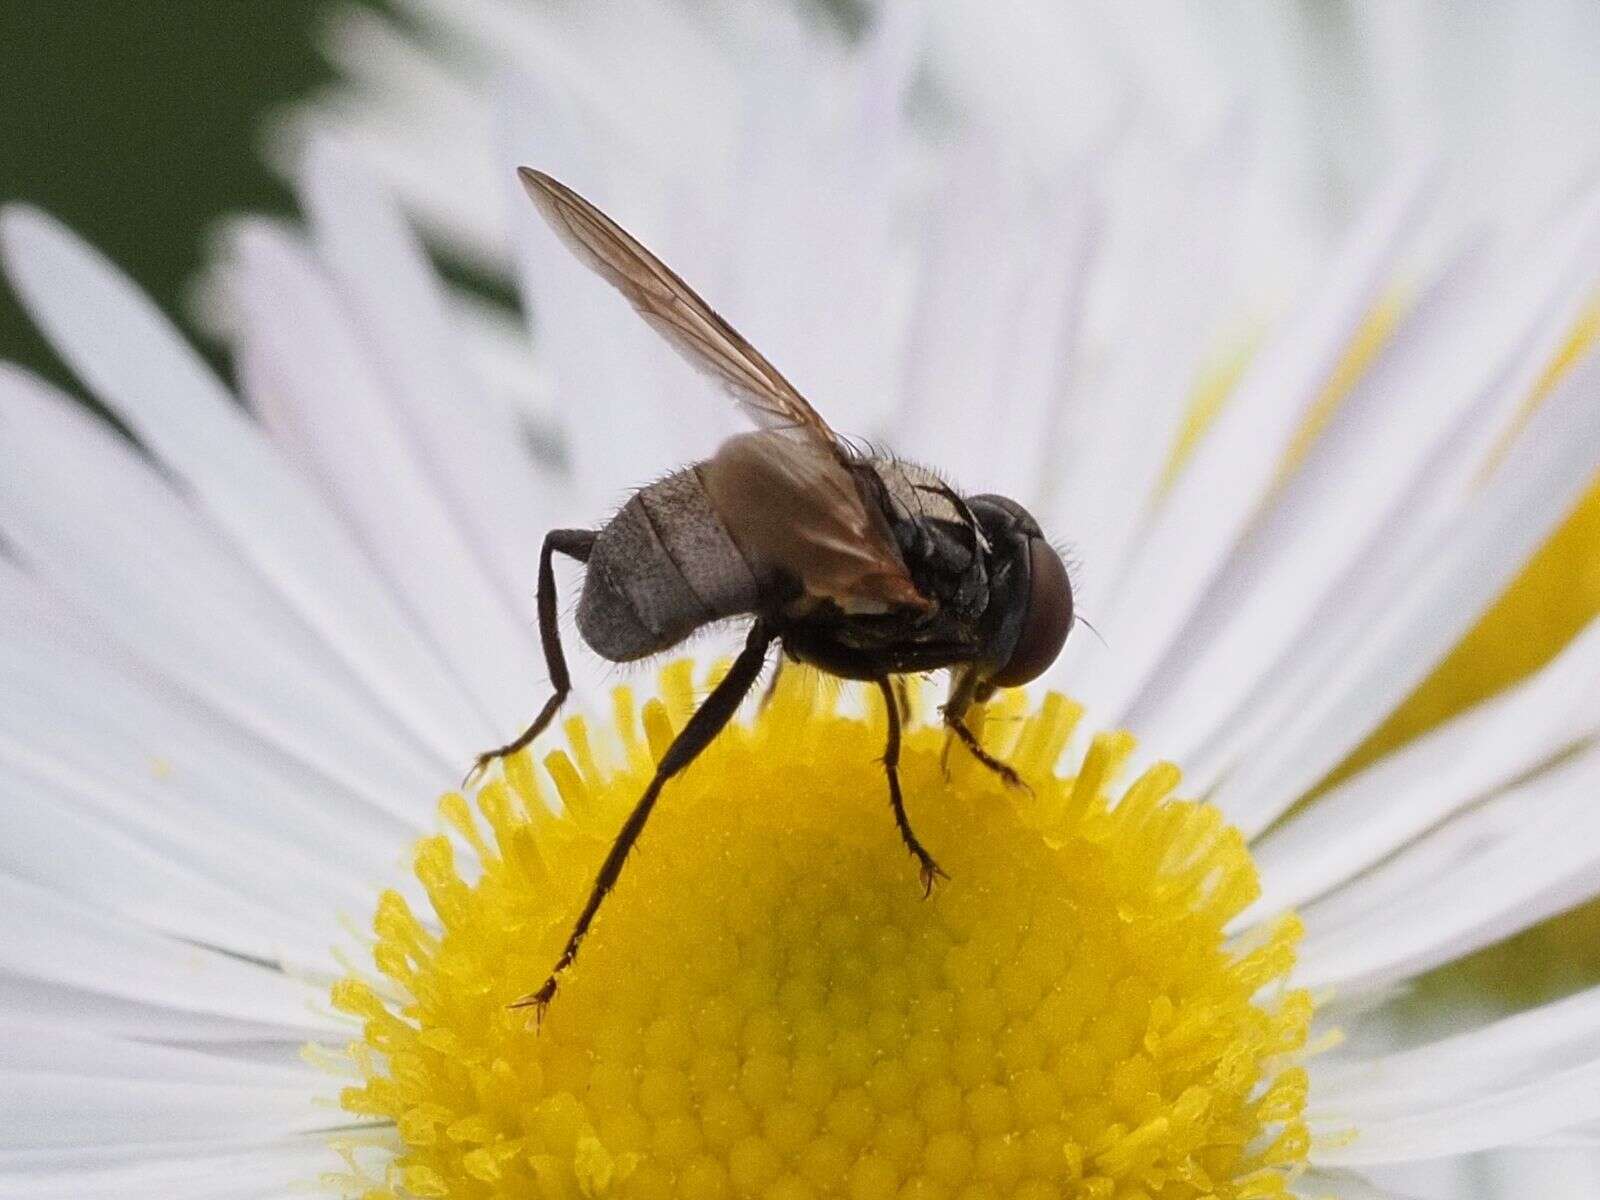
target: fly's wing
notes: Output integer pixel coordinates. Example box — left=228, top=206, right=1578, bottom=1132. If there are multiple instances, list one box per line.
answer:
left=702, top=433, right=930, bottom=615
left=518, top=167, right=843, bottom=451
left=520, top=167, right=928, bottom=616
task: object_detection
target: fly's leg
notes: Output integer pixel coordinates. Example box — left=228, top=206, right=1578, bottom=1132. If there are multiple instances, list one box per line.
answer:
left=943, top=710, right=1029, bottom=793
left=466, top=528, right=597, bottom=785
left=892, top=675, right=914, bottom=723
left=877, top=677, right=947, bottom=896
left=512, top=621, right=775, bottom=1022
left=941, top=677, right=1029, bottom=794
left=757, top=655, right=786, bottom=713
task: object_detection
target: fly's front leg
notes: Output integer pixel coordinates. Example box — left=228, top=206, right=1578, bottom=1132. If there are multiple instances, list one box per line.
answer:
left=941, top=672, right=1028, bottom=793
left=512, top=621, right=775, bottom=1022
left=466, top=528, right=597, bottom=785
left=944, top=716, right=1027, bottom=791
left=938, top=665, right=979, bottom=780
left=877, top=677, right=946, bottom=896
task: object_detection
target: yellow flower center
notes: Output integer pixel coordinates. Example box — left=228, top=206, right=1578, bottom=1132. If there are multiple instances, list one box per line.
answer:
left=330, top=662, right=1312, bottom=1200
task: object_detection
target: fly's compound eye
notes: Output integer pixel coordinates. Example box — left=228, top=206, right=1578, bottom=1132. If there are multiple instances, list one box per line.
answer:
left=991, top=537, right=1074, bottom=687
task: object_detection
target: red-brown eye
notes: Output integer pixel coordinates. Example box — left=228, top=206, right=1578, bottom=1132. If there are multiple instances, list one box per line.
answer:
left=992, top=538, right=1074, bottom=687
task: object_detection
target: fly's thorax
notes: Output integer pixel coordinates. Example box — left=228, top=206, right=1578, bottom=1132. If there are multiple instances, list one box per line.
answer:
left=576, top=467, right=767, bottom=662
left=864, top=458, right=989, bottom=615
left=869, top=459, right=967, bottom=528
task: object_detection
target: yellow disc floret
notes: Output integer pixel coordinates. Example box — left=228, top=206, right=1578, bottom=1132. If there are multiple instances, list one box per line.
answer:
left=330, top=662, right=1311, bottom=1200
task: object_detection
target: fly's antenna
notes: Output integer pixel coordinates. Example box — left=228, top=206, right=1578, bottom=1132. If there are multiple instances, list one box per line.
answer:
left=1075, top=612, right=1108, bottom=649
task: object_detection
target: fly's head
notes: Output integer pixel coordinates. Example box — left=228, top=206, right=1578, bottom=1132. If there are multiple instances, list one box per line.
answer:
left=967, top=494, right=1075, bottom=688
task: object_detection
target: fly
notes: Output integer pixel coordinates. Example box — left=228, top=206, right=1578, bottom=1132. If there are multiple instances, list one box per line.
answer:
left=475, top=169, right=1077, bottom=1017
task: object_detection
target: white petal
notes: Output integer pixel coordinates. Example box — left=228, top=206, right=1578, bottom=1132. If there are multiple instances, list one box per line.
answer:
left=989, top=182, right=1097, bottom=508
left=1314, top=985, right=1600, bottom=1121
left=277, top=4, right=507, bottom=271
left=0, top=1073, right=327, bottom=1148
left=225, top=220, right=544, bottom=736
left=411, top=0, right=738, bottom=174
left=0, top=1026, right=307, bottom=1087
left=1043, top=117, right=1253, bottom=628
left=449, top=287, right=554, bottom=431
left=0, top=1140, right=330, bottom=1200
left=0, top=875, right=335, bottom=1039
left=1178, top=185, right=1600, bottom=798
left=1514, top=1128, right=1600, bottom=1149
left=1067, top=162, right=1436, bottom=724
left=0, top=205, right=487, bottom=767
left=0, top=975, right=296, bottom=1045
left=0, top=366, right=452, bottom=813
left=491, top=75, right=739, bottom=509
left=0, top=557, right=412, bottom=910
left=1213, top=340, right=1600, bottom=837
left=927, top=0, right=1130, bottom=166
left=1248, top=616, right=1600, bottom=919
left=1316, top=1058, right=1600, bottom=1166
left=1298, top=1169, right=1426, bottom=1200
left=1123, top=234, right=1490, bottom=756
left=0, top=773, right=332, bottom=968
left=299, top=135, right=563, bottom=600
left=719, top=74, right=911, bottom=442
left=1353, top=1158, right=1496, bottom=1200
left=841, top=0, right=926, bottom=177
left=895, top=139, right=1096, bottom=501
left=1294, top=742, right=1600, bottom=991
left=1476, top=1148, right=1600, bottom=1200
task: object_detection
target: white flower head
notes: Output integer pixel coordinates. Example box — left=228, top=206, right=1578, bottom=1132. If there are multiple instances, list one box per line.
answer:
left=4, top=3, right=1600, bottom=1199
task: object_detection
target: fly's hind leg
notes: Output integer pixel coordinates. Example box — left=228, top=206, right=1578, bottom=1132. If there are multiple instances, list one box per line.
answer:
left=877, top=677, right=947, bottom=896
left=513, top=621, right=775, bottom=1021
left=757, top=655, right=786, bottom=713
left=467, top=528, right=598, bottom=785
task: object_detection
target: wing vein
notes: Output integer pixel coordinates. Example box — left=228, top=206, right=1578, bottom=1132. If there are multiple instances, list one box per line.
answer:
left=518, top=167, right=929, bottom=616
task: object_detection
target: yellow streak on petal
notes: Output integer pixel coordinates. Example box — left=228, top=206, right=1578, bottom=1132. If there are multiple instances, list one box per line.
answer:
left=1166, top=289, right=1600, bottom=799
left=1343, top=299, right=1600, bottom=772
left=1161, top=291, right=1404, bottom=495
left=1332, top=300, right=1600, bottom=1011
left=1277, top=292, right=1406, bottom=480
left=1160, top=324, right=1260, bottom=494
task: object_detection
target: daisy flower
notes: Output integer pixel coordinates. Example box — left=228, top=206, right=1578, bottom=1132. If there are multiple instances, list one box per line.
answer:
left=5, top=4, right=1600, bottom=1200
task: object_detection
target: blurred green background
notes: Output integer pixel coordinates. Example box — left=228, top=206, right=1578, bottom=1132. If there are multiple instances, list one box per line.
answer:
left=0, top=1, right=345, bottom=392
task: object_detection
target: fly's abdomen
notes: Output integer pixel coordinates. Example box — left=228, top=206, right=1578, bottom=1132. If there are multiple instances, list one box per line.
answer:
left=578, top=466, right=767, bottom=662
